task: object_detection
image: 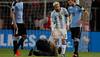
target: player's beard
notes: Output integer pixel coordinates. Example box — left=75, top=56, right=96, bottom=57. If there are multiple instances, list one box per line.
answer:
left=55, top=8, right=61, bottom=12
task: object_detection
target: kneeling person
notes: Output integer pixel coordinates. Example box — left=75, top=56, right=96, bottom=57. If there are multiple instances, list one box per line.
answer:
left=28, top=38, right=57, bottom=56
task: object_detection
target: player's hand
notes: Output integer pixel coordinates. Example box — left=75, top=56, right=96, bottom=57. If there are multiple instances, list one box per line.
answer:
left=66, top=24, right=70, bottom=30
left=13, top=23, right=18, bottom=30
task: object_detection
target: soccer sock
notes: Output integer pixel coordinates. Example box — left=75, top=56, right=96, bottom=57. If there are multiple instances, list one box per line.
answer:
left=61, top=45, right=67, bottom=55
left=13, top=40, right=17, bottom=54
left=74, top=41, right=79, bottom=54
left=28, top=49, right=33, bottom=56
left=61, top=54, right=66, bottom=57
left=13, top=35, right=19, bottom=54
left=61, top=38, right=67, bottom=55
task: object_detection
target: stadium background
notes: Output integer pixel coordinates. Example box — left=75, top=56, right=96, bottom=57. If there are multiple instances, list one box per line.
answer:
left=0, top=0, right=100, bottom=57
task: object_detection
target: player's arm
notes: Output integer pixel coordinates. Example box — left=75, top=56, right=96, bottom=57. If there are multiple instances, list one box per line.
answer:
left=75, top=4, right=89, bottom=16
left=67, top=14, right=72, bottom=26
left=64, top=8, right=72, bottom=29
left=10, top=2, right=18, bottom=30
left=50, top=12, right=56, bottom=31
left=76, top=5, right=89, bottom=26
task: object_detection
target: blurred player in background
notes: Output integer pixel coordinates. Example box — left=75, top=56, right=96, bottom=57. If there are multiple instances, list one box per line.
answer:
left=50, top=1, right=70, bottom=57
left=38, top=11, right=51, bottom=30
left=10, top=0, right=26, bottom=56
left=0, top=19, right=3, bottom=29
left=66, top=0, right=88, bottom=57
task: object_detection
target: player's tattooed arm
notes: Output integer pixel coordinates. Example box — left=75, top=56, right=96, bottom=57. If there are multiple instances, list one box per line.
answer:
left=10, top=2, right=18, bottom=30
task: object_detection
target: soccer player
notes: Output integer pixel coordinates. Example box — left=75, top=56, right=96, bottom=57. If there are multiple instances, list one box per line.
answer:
left=66, top=0, right=88, bottom=57
left=10, top=0, right=26, bottom=56
left=51, top=1, right=70, bottom=57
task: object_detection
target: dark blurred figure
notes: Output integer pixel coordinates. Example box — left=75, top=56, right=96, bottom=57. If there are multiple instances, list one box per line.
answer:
left=90, top=0, right=100, bottom=31
left=28, top=38, right=57, bottom=56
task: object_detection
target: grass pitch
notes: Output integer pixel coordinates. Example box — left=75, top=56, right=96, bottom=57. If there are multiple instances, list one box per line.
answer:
left=0, top=48, right=100, bottom=57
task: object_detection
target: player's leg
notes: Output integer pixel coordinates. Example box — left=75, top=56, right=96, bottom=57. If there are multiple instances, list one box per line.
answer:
left=13, top=24, right=22, bottom=56
left=70, top=27, right=81, bottom=57
left=28, top=48, right=34, bottom=56
left=17, top=35, right=26, bottom=49
left=58, top=29, right=67, bottom=57
left=17, top=24, right=26, bottom=49
left=51, top=29, right=61, bottom=55
left=11, top=23, right=19, bottom=55
left=51, top=29, right=60, bottom=46
left=13, top=35, right=18, bottom=55
left=21, top=35, right=26, bottom=49
left=61, top=35, right=67, bottom=57
left=13, top=28, right=21, bottom=56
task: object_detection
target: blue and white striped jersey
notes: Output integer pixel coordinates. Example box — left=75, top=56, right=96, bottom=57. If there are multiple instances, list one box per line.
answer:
left=51, top=7, right=69, bottom=30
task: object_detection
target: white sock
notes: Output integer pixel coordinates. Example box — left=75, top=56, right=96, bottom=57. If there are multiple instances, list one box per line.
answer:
left=61, top=45, right=67, bottom=54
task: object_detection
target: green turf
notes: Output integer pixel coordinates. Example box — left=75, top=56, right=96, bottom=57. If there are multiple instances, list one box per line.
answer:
left=0, top=48, right=100, bottom=57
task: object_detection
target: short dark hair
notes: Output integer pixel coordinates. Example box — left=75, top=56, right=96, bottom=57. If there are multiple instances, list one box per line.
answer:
left=68, top=0, right=76, bottom=2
